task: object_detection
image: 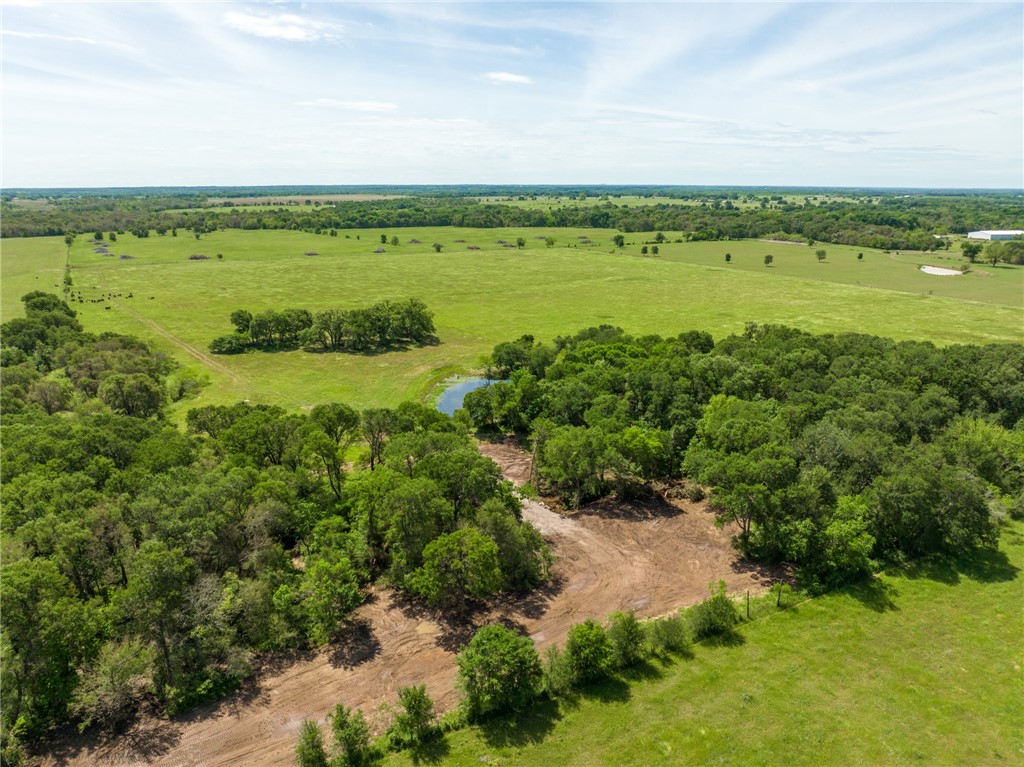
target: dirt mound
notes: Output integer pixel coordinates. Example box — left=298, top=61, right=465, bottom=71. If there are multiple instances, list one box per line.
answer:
left=41, top=443, right=774, bottom=767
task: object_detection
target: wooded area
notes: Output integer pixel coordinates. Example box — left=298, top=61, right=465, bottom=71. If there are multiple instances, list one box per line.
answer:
left=466, top=324, right=1024, bottom=589
left=4, top=190, right=1023, bottom=253
left=2, top=290, right=1022, bottom=762
left=0, top=294, right=545, bottom=755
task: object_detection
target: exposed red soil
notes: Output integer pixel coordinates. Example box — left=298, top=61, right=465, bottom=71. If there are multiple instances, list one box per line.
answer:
left=39, top=442, right=776, bottom=767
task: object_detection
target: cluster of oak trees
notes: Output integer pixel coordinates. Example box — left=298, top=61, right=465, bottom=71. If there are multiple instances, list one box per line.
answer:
left=466, top=324, right=1023, bottom=590
left=961, top=238, right=1024, bottom=266
left=209, top=298, right=435, bottom=354
left=0, top=295, right=544, bottom=755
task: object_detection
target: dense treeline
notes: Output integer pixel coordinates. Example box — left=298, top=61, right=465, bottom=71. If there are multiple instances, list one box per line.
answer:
left=466, top=324, right=1024, bottom=590
left=209, top=299, right=436, bottom=355
left=0, top=295, right=546, bottom=755
left=4, top=192, right=1022, bottom=252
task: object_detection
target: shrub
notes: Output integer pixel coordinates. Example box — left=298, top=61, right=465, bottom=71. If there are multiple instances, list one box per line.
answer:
left=564, top=619, right=613, bottom=683
left=209, top=334, right=250, bottom=354
left=295, top=719, right=328, bottom=767
left=606, top=611, right=646, bottom=669
left=644, top=613, right=690, bottom=656
left=457, top=624, right=542, bottom=719
left=541, top=644, right=575, bottom=697
left=689, top=581, right=739, bottom=639
left=329, top=704, right=371, bottom=766
left=70, top=638, right=153, bottom=731
left=387, top=685, right=436, bottom=749
left=683, top=483, right=706, bottom=502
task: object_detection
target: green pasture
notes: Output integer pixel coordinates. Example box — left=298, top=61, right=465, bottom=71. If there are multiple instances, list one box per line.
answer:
left=0, top=235, right=68, bottom=317
left=2, top=228, right=1021, bottom=414
left=635, top=237, right=1023, bottom=307
left=388, top=522, right=1024, bottom=767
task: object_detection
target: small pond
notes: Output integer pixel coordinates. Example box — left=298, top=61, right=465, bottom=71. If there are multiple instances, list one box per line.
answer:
left=436, top=377, right=501, bottom=416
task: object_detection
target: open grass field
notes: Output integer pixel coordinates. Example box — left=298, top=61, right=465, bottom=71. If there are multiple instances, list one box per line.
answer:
left=640, top=237, right=1024, bottom=307
left=2, top=228, right=1021, bottom=414
left=386, top=521, right=1024, bottom=767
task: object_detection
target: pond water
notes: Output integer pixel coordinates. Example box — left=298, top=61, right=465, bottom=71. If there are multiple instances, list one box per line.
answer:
left=436, top=377, right=500, bottom=416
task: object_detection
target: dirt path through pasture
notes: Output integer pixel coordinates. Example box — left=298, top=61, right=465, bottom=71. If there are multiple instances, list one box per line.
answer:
left=117, top=303, right=242, bottom=384
left=42, top=443, right=773, bottom=767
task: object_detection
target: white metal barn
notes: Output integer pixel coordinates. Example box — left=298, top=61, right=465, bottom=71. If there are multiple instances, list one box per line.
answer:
left=966, top=229, right=1024, bottom=240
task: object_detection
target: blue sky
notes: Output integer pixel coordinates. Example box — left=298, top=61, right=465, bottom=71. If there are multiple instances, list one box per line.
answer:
left=2, top=1, right=1021, bottom=188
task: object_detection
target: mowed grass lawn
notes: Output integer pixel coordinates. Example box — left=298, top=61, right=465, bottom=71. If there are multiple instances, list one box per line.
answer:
left=2, top=228, right=1021, bottom=413
left=387, top=523, right=1024, bottom=767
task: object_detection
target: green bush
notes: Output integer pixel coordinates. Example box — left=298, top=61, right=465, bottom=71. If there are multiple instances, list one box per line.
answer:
left=209, top=334, right=250, bottom=354
left=644, top=613, right=691, bottom=655
left=387, top=685, right=436, bottom=749
left=683, top=483, right=706, bottom=502
left=329, top=704, right=371, bottom=766
left=564, top=619, right=613, bottom=683
left=606, top=611, right=647, bottom=668
left=541, top=644, right=575, bottom=697
left=457, top=624, right=542, bottom=719
left=689, top=581, right=739, bottom=639
left=295, top=719, right=328, bottom=767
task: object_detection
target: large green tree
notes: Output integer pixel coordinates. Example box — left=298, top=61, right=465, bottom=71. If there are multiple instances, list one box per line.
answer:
left=410, top=529, right=502, bottom=611
left=456, top=624, right=542, bottom=718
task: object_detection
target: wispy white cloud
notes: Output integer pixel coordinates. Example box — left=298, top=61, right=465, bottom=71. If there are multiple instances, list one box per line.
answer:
left=2, top=1, right=1020, bottom=188
left=483, top=71, right=532, bottom=85
left=223, top=10, right=344, bottom=42
left=2, top=29, right=109, bottom=46
left=298, top=98, right=398, bottom=112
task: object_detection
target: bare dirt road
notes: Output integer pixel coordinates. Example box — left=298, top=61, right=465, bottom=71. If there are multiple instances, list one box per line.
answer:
left=42, top=442, right=774, bottom=767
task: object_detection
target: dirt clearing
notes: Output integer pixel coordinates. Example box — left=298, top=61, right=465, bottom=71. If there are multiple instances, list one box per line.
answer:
left=41, top=443, right=775, bottom=767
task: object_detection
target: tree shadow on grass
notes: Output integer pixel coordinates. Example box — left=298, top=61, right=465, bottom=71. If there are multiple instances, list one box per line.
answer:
left=409, top=734, right=452, bottom=765
left=845, top=577, right=899, bottom=613
left=649, top=644, right=695, bottom=665
left=959, top=546, right=1020, bottom=583
left=618, top=659, right=665, bottom=684
left=477, top=697, right=562, bottom=749
left=699, top=630, right=747, bottom=648
left=578, top=675, right=631, bottom=704
left=891, top=545, right=1019, bottom=587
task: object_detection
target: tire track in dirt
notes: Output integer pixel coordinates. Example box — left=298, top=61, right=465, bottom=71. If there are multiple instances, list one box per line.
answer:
left=41, top=443, right=775, bottom=767
left=116, top=303, right=242, bottom=383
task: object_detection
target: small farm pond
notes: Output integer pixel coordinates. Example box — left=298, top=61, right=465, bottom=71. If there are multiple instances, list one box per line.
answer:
left=436, top=377, right=500, bottom=416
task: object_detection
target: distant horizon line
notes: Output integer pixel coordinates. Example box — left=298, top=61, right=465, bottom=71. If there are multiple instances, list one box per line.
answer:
left=5, top=183, right=1023, bottom=194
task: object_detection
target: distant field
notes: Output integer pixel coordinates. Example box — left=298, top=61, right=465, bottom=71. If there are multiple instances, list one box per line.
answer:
left=386, top=522, right=1024, bottom=767
left=643, top=237, right=1023, bottom=307
left=2, top=228, right=1021, bottom=414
